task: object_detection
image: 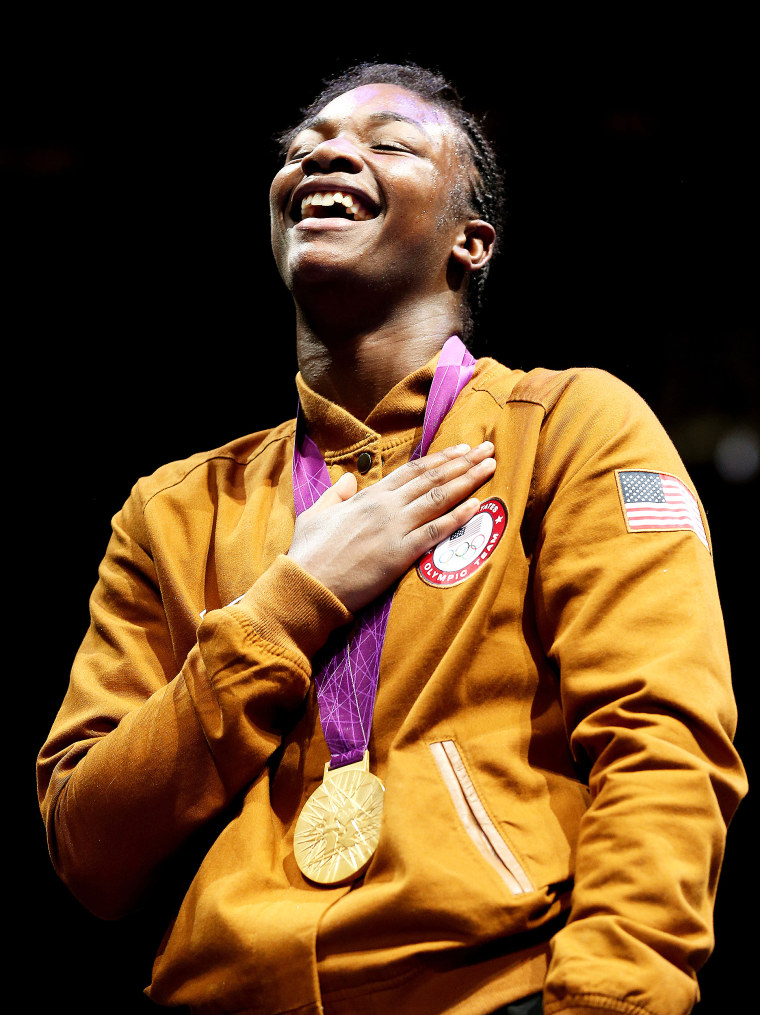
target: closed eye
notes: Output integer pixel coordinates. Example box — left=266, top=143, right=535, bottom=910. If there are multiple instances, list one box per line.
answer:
left=371, top=143, right=413, bottom=153
left=285, top=148, right=313, bottom=164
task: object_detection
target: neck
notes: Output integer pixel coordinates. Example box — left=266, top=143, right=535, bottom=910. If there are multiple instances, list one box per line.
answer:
left=295, top=296, right=464, bottom=420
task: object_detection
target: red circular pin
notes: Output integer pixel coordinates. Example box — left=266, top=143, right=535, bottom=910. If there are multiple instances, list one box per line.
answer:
left=417, top=498, right=508, bottom=588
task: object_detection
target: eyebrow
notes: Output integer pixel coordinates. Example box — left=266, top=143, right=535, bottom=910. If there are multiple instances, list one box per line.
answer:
left=300, top=110, right=430, bottom=136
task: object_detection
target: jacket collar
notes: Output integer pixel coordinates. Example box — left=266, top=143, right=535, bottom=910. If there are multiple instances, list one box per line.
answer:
left=295, top=353, right=440, bottom=460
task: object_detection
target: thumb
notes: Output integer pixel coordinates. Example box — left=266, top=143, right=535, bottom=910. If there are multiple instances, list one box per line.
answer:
left=309, top=471, right=358, bottom=514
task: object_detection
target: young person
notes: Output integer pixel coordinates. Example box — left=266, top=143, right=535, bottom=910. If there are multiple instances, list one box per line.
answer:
left=38, top=64, right=746, bottom=1015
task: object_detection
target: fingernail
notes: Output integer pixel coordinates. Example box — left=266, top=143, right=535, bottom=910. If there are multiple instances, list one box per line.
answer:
left=452, top=443, right=471, bottom=453
left=479, top=441, right=494, bottom=451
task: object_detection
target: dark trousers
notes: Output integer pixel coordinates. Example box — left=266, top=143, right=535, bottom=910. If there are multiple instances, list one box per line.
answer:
left=491, top=993, right=543, bottom=1015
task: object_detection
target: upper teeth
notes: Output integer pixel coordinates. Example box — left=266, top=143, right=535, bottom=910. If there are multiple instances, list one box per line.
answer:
left=300, top=191, right=372, bottom=220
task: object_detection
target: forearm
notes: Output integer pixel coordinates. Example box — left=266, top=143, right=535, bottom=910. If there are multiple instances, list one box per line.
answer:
left=541, top=543, right=744, bottom=1012
left=39, top=555, right=352, bottom=919
left=47, top=653, right=224, bottom=919
left=544, top=728, right=741, bottom=1014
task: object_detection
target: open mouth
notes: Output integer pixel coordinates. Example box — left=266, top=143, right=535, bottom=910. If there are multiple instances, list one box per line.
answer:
left=292, top=190, right=376, bottom=223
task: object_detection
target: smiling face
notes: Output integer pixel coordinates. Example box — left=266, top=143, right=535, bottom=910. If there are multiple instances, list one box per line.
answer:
left=270, top=84, right=476, bottom=306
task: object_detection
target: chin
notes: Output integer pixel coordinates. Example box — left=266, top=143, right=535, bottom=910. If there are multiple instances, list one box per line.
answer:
left=288, top=250, right=370, bottom=291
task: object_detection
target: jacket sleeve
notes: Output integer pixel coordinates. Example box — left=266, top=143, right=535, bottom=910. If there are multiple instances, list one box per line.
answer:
left=36, top=478, right=351, bottom=920
left=529, top=371, right=747, bottom=1015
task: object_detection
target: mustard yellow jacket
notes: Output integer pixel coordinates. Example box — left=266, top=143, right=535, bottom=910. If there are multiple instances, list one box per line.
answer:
left=37, top=355, right=746, bottom=1015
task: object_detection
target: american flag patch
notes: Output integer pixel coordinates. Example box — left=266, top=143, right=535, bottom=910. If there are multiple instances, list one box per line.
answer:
left=615, top=470, right=709, bottom=551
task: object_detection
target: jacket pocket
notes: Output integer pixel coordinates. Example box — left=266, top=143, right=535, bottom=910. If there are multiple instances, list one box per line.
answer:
left=429, top=740, right=534, bottom=895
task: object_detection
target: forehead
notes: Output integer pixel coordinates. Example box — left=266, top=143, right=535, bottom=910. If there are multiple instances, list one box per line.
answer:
left=292, top=83, right=461, bottom=149
left=314, top=83, right=454, bottom=130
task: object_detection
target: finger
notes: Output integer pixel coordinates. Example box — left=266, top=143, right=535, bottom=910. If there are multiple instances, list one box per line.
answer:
left=380, top=444, right=472, bottom=491
left=403, top=495, right=484, bottom=559
left=383, top=441, right=494, bottom=496
left=306, top=472, right=358, bottom=515
left=393, top=443, right=496, bottom=506
left=403, top=455, right=496, bottom=527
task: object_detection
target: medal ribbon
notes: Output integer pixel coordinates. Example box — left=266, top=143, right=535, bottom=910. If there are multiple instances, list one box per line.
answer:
left=292, top=336, right=476, bottom=769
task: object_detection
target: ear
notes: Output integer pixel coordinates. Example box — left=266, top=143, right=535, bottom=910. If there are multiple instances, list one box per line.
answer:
left=450, top=219, right=496, bottom=274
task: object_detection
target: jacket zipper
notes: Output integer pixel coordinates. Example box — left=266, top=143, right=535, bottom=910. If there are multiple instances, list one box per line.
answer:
left=429, top=740, right=534, bottom=895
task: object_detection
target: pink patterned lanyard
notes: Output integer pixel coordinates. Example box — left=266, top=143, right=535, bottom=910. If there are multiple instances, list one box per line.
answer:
left=292, top=336, right=476, bottom=770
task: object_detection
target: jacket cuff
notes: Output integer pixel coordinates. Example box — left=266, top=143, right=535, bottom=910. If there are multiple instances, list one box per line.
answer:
left=229, top=553, right=353, bottom=665
left=546, top=998, right=658, bottom=1015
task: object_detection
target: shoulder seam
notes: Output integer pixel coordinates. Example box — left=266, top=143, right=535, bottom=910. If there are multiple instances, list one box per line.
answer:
left=505, top=366, right=586, bottom=410
left=140, top=425, right=295, bottom=514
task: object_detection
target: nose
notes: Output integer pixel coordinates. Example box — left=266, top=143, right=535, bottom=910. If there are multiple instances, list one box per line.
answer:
left=302, top=135, right=363, bottom=176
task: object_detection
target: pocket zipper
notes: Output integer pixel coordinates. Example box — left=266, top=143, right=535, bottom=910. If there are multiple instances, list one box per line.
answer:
left=429, top=740, right=534, bottom=895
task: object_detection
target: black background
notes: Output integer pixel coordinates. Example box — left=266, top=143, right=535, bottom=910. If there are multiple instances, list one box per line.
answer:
left=6, top=10, right=756, bottom=1012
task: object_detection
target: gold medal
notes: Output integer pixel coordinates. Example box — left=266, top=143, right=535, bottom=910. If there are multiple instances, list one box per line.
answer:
left=294, top=751, right=385, bottom=886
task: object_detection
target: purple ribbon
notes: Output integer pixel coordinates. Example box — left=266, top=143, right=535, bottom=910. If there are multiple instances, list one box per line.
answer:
left=292, top=336, right=476, bottom=769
